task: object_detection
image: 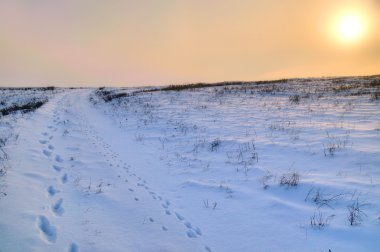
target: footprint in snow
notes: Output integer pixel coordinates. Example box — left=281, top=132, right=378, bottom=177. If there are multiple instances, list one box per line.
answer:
left=68, top=243, right=79, bottom=252
left=42, top=132, right=49, bottom=136
left=186, top=230, right=197, bottom=238
left=195, top=227, right=202, bottom=236
left=184, top=221, right=192, bottom=229
left=61, top=174, right=68, bottom=184
left=184, top=223, right=202, bottom=237
left=43, top=150, right=52, bottom=157
left=55, top=154, right=64, bottom=163
left=47, top=186, right=57, bottom=197
left=205, top=246, right=212, bottom=252
left=48, top=144, right=54, bottom=150
left=52, top=198, right=64, bottom=216
left=36, top=216, right=56, bottom=243
left=39, top=140, right=48, bottom=144
left=53, top=165, right=63, bottom=172
left=175, top=212, right=185, bottom=221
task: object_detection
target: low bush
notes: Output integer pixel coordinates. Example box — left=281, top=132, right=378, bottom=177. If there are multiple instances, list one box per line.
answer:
left=289, top=95, right=300, bottom=104
left=370, top=92, right=380, bottom=101
left=0, top=100, right=47, bottom=116
left=210, top=138, right=221, bottom=152
left=279, top=171, right=300, bottom=187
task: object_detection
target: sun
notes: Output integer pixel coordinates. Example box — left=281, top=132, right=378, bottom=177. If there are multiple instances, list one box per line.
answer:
left=337, top=14, right=364, bottom=42
left=319, top=0, right=380, bottom=48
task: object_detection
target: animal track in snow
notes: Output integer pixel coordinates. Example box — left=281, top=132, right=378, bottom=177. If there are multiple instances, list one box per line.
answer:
left=36, top=216, right=56, bottom=243
left=47, top=186, right=57, bottom=197
left=186, top=230, right=197, bottom=238
left=52, top=198, right=64, bottom=216
left=39, top=140, right=48, bottom=144
left=162, top=202, right=169, bottom=209
left=48, top=144, right=54, bottom=150
left=75, top=114, right=209, bottom=246
left=175, top=212, right=185, bottom=221
left=55, top=154, right=64, bottom=163
left=68, top=243, right=79, bottom=252
left=43, top=150, right=52, bottom=157
left=171, top=211, right=202, bottom=238
left=61, top=174, right=68, bottom=184
left=184, top=221, right=192, bottom=229
left=195, top=227, right=202, bottom=236
left=53, top=165, right=63, bottom=172
left=205, top=246, right=212, bottom=252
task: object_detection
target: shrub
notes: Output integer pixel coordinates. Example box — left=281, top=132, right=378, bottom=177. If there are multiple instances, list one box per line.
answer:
left=289, top=95, right=300, bottom=104
left=0, top=100, right=47, bottom=116
left=370, top=92, right=380, bottom=101
left=210, top=138, right=221, bottom=151
left=366, top=79, right=380, bottom=88
left=279, top=171, right=300, bottom=187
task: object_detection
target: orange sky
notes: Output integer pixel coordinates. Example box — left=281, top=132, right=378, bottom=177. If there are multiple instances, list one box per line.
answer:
left=0, top=0, right=379, bottom=87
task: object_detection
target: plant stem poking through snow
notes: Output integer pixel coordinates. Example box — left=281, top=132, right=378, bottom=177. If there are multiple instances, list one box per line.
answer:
left=279, top=171, right=300, bottom=187
left=347, top=197, right=367, bottom=226
left=310, top=211, right=335, bottom=229
left=203, top=199, right=218, bottom=210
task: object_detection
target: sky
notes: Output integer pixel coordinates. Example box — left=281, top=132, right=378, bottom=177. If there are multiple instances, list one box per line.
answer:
left=0, top=0, right=379, bottom=87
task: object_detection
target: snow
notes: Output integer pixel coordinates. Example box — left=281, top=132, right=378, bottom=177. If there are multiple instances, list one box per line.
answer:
left=0, top=77, right=380, bottom=251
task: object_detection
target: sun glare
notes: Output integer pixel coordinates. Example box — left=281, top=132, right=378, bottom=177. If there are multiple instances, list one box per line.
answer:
left=338, top=14, right=364, bottom=42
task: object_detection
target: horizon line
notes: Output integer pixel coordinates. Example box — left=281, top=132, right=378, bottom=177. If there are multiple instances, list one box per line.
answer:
left=1, top=73, right=379, bottom=89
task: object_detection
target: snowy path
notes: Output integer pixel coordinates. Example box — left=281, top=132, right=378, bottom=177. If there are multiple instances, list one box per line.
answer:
left=1, top=83, right=379, bottom=252
left=0, top=90, right=210, bottom=252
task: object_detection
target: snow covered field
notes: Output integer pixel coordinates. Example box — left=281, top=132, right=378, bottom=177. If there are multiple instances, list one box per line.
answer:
left=0, top=76, right=379, bottom=252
